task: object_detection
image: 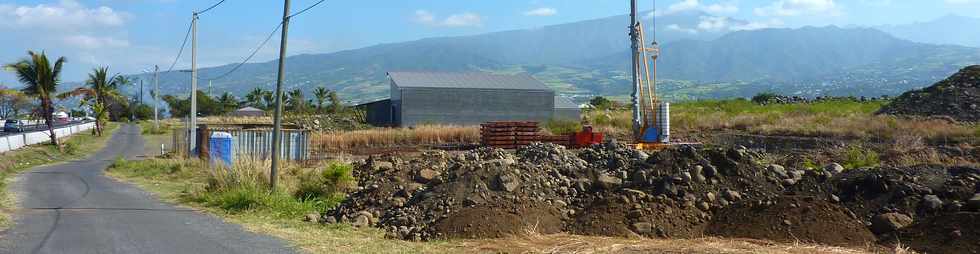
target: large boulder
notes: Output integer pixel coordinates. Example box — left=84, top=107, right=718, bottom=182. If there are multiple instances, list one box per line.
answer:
left=871, top=213, right=913, bottom=234
left=967, top=193, right=980, bottom=211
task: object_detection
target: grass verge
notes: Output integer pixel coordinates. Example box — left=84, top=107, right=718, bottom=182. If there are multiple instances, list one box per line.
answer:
left=0, top=122, right=120, bottom=228
left=106, top=158, right=457, bottom=253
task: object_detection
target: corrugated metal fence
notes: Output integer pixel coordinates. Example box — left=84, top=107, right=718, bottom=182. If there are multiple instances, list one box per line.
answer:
left=173, top=127, right=311, bottom=161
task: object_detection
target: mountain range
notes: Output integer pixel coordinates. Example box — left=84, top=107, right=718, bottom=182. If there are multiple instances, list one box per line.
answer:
left=119, top=11, right=980, bottom=104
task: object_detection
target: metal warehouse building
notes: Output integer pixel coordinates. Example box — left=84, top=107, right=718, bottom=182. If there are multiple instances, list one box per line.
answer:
left=361, top=72, right=578, bottom=127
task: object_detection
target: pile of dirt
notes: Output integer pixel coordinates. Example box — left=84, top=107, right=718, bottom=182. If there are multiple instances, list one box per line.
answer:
left=881, top=212, right=980, bottom=254
left=325, top=143, right=809, bottom=241
left=322, top=141, right=980, bottom=251
left=707, top=196, right=876, bottom=247
left=878, top=65, right=980, bottom=122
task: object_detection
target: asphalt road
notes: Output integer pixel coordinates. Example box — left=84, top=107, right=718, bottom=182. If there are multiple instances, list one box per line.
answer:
left=0, top=124, right=296, bottom=254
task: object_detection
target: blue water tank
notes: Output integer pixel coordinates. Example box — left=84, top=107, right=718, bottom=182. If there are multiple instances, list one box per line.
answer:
left=209, top=132, right=233, bottom=167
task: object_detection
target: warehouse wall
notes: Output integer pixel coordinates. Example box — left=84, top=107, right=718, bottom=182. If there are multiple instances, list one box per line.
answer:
left=398, top=87, right=555, bottom=126
left=553, top=108, right=581, bottom=121
left=362, top=99, right=393, bottom=127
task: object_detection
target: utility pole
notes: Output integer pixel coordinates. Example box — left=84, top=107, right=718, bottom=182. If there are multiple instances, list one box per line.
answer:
left=154, top=65, right=159, bottom=129
left=190, top=12, right=199, bottom=155
left=270, top=0, right=291, bottom=191
left=139, top=79, right=144, bottom=105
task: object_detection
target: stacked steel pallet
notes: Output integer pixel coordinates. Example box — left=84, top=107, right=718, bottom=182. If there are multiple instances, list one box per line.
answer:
left=480, top=122, right=540, bottom=149
left=538, top=134, right=572, bottom=146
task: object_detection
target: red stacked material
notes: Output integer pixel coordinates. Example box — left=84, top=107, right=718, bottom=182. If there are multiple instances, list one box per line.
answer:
left=481, top=122, right=540, bottom=149
left=539, top=135, right=572, bottom=146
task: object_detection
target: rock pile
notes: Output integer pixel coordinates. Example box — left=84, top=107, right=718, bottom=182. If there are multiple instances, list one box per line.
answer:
left=322, top=142, right=980, bottom=251
left=878, top=65, right=980, bottom=122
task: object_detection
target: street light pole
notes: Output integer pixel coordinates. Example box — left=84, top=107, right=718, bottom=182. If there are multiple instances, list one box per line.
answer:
left=270, top=0, right=291, bottom=191
left=190, top=12, right=199, bottom=155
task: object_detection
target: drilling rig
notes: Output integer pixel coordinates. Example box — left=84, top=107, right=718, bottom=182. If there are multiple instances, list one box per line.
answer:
left=629, top=0, right=670, bottom=150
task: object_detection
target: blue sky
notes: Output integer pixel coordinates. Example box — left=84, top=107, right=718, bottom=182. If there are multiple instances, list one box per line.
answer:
left=2, top=0, right=980, bottom=85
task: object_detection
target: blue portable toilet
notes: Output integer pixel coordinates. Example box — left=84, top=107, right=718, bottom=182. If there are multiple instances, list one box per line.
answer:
left=209, top=132, right=233, bottom=167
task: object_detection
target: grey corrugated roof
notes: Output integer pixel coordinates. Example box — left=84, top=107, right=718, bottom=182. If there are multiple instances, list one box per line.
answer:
left=388, top=72, right=551, bottom=90
left=236, top=107, right=264, bottom=112
left=555, top=96, right=579, bottom=109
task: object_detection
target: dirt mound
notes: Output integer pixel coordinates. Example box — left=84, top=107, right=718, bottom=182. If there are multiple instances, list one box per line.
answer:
left=325, top=143, right=784, bottom=241
left=707, top=196, right=876, bottom=247
left=881, top=212, right=980, bottom=254
left=878, top=65, right=980, bottom=122
left=322, top=140, right=980, bottom=250
left=431, top=205, right=563, bottom=239
left=569, top=195, right=707, bottom=238
left=789, top=165, right=980, bottom=226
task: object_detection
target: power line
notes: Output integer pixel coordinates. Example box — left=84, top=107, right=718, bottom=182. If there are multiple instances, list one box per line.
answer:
left=200, top=0, right=326, bottom=81
left=165, top=20, right=193, bottom=72
left=199, top=22, right=284, bottom=81
left=288, top=0, right=326, bottom=18
left=196, top=0, right=228, bottom=15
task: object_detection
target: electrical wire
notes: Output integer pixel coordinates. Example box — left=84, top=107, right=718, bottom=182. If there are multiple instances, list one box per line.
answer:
left=200, top=0, right=327, bottom=81
left=165, top=20, right=193, bottom=73
left=289, top=0, right=327, bottom=19
left=199, top=22, right=284, bottom=81
left=196, top=0, right=228, bottom=15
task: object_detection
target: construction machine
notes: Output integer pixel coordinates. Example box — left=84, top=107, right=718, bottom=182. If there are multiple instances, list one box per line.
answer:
left=629, top=0, right=670, bottom=150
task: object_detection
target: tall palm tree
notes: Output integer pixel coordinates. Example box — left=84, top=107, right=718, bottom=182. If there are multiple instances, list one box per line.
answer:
left=328, top=90, right=342, bottom=113
left=261, top=90, right=275, bottom=110
left=4, top=51, right=65, bottom=146
left=312, top=86, right=328, bottom=112
left=217, top=92, right=238, bottom=113
left=245, top=87, right=265, bottom=108
left=60, top=67, right=125, bottom=136
left=287, top=89, right=305, bottom=112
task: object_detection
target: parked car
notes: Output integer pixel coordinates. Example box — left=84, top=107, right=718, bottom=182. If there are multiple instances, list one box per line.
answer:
left=4, top=120, right=23, bottom=133
left=54, top=112, right=70, bottom=125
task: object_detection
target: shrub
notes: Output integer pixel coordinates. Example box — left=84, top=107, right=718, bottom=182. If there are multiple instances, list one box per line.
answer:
left=751, top=92, right=780, bottom=105
left=63, top=142, right=79, bottom=155
left=842, top=145, right=880, bottom=169
left=294, top=162, right=356, bottom=201
left=211, top=186, right=265, bottom=212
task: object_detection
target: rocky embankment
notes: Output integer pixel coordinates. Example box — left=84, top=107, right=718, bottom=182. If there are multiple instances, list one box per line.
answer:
left=323, top=143, right=980, bottom=253
left=879, top=65, right=980, bottom=122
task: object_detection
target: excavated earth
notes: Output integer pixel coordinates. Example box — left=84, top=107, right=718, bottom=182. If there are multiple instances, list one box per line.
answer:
left=323, top=143, right=980, bottom=253
left=878, top=65, right=980, bottom=122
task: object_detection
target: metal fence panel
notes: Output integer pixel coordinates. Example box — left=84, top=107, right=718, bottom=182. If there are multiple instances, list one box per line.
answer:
left=174, top=128, right=310, bottom=162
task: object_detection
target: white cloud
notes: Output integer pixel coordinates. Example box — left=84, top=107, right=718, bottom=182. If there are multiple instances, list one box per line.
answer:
left=62, top=35, right=130, bottom=49
left=670, top=16, right=784, bottom=33
left=413, top=10, right=483, bottom=27
left=730, top=19, right=784, bottom=31
left=754, top=0, right=840, bottom=17
left=0, top=1, right=131, bottom=51
left=650, top=0, right=739, bottom=17
left=524, top=7, right=557, bottom=17
left=443, top=13, right=482, bottom=27
left=666, top=24, right=699, bottom=34
left=0, top=0, right=126, bottom=30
